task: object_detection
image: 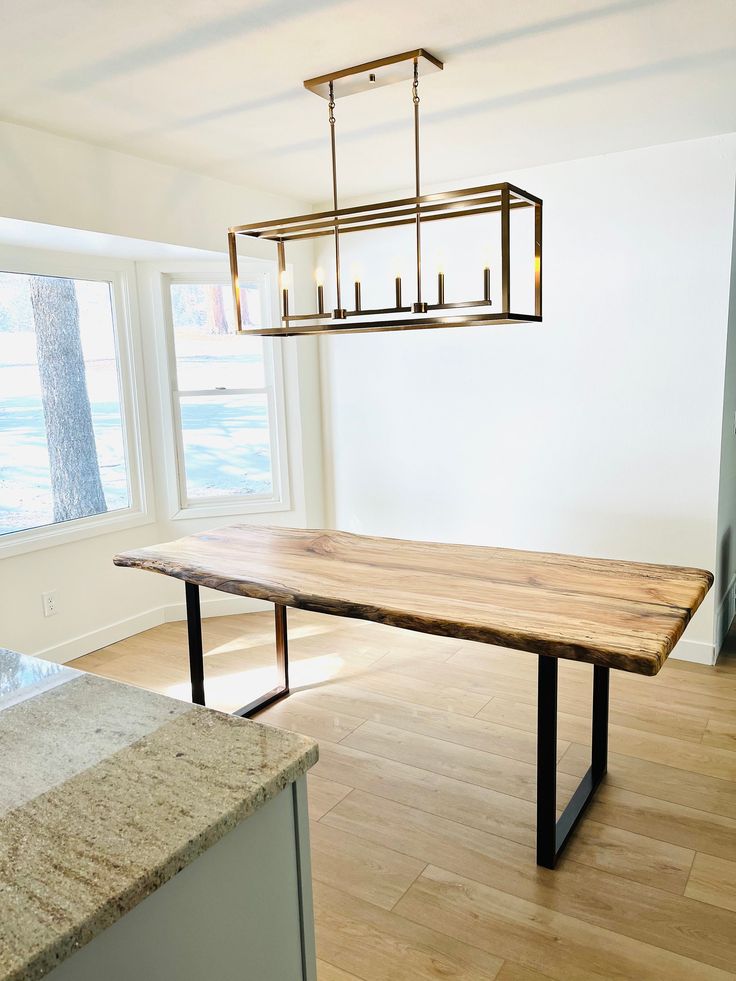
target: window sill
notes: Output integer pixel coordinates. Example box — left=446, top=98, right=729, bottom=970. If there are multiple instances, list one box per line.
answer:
left=0, top=507, right=156, bottom=560
left=170, top=497, right=292, bottom=521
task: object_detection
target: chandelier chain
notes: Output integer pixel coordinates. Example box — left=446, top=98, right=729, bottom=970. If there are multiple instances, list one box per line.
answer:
left=328, top=80, right=336, bottom=126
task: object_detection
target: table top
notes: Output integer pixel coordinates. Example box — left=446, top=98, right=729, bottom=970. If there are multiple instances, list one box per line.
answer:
left=114, top=524, right=712, bottom=676
left=0, top=648, right=317, bottom=981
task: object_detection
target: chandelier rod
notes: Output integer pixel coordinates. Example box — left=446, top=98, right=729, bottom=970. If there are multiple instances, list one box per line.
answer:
left=412, top=59, right=426, bottom=313
left=328, top=80, right=346, bottom=318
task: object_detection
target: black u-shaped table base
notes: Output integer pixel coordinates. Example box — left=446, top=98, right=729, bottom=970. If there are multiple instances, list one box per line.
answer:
left=185, top=582, right=290, bottom=718
left=184, top=579, right=609, bottom=866
left=536, top=655, right=610, bottom=869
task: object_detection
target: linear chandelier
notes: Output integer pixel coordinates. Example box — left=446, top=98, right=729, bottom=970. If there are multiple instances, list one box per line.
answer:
left=228, top=49, right=542, bottom=337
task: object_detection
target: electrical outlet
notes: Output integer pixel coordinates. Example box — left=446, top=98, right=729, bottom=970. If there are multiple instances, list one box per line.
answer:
left=42, top=590, right=58, bottom=617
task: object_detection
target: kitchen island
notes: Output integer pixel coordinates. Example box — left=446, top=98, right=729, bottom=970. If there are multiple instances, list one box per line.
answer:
left=0, top=648, right=318, bottom=981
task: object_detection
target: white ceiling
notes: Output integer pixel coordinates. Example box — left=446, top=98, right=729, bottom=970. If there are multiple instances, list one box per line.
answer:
left=2, top=0, right=735, bottom=204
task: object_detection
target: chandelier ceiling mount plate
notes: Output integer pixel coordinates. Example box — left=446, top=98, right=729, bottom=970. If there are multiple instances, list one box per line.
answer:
left=303, top=48, right=443, bottom=100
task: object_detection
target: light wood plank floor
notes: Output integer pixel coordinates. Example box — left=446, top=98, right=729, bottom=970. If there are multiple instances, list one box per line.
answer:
left=75, top=610, right=736, bottom=981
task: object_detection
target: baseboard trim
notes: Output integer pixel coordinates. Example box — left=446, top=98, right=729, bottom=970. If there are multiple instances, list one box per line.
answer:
left=35, top=607, right=166, bottom=664
left=36, top=596, right=271, bottom=664
left=162, top=595, right=271, bottom=623
left=669, top=637, right=716, bottom=666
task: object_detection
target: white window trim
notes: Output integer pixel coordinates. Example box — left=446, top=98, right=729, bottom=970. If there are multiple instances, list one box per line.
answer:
left=0, top=245, right=154, bottom=559
left=155, top=263, right=291, bottom=520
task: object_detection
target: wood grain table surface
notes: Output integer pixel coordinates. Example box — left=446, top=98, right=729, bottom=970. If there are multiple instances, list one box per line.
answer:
left=114, top=525, right=712, bottom=676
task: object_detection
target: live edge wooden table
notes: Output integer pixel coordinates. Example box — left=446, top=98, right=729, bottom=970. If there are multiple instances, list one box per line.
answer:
left=114, top=524, right=712, bottom=870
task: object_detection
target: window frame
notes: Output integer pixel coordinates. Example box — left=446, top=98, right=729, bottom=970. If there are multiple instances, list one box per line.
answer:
left=0, top=246, right=153, bottom=558
left=160, top=266, right=291, bottom=520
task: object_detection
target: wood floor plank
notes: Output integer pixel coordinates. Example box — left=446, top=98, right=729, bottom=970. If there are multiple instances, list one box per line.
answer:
left=559, top=743, right=736, bottom=818
left=308, top=775, right=353, bottom=820
left=310, top=821, right=426, bottom=911
left=260, top=699, right=365, bottom=743
left=495, top=963, right=555, bottom=981
left=604, top=679, right=736, bottom=725
left=587, top=784, right=736, bottom=862
left=478, top=689, right=708, bottom=744
left=685, top=853, right=736, bottom=912
left=619, top=658, right=736, bottom=700
left=290, top=632, right=459, bottom=665
left=290, top=684, right=569, bottom=765
left=314, top=881, right=504, bottom=980
left=395, top=866, right=733, bottom=980
left=320, top=791, right=736, bottom=971
left=342, top=720, right=580, bottom=807
left=362, top=659, right=550, bottom=720
left=456, top=639, right=736, bottom=703
left=477, top=695, right=736, bottom=780
left=317, top=959, right=363, bottom=980
left=313, top=741, right=538, bottom=848
left=342, top=668, right=492, bottom=717
left=562, top=819, right=694, bottom=894
left=702, top=718, right=736, bottom=752
left=449, top=647, right=736, bottom=724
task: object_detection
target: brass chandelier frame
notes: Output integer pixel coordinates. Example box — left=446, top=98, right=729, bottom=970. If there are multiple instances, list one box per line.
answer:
left=228, top=49, right=542, bottom=337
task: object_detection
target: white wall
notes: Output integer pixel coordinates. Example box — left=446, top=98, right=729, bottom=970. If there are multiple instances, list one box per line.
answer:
left=716, top=189, right=736, bottom=647
left=0, top=120, right=296, bottom=254
left=320, top=134, right=736, bottom=663
left=0, top=122, right=325, bottom=661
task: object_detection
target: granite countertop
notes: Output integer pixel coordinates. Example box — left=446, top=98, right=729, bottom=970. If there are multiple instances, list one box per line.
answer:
left=0, top=649, right=318, bottom=981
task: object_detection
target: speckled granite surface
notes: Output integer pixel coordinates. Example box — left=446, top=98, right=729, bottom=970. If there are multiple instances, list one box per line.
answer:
left=0, top=649, right=318, bottom=981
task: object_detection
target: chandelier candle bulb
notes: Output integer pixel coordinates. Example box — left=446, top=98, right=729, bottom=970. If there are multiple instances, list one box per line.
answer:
left=315, top=269, right=325, bottom=315
left=280, top=270, right=289, bottom=319
left=484, top=266, right=491, bottom=303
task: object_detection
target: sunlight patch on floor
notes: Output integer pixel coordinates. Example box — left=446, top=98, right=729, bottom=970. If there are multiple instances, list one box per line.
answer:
left=164, top=653, right=349, bottom=709
left=202, top=621, right=336, bottom=658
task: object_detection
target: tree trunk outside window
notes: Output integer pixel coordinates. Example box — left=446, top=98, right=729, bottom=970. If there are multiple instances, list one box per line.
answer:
left=207, top=284, right=229, bottom=334
left=206, top=282, right=249, bottom=332
left=29, top=276, right=107, bottom=522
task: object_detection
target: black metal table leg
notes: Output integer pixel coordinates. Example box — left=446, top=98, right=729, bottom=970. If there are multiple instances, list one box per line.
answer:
left=536, top=655, right=610, bottom=869
left=233, top=603, right=290, bottom=718
left=592, top=663, right=609, bottom=781
left=184, top=585, right=290, bottom=717
left=185, top=582, right=206, bottom=706
left=536, top=654, right=558, bottom=868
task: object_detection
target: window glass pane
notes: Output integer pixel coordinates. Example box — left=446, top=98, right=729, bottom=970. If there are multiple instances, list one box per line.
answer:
left=170, top=282, right=265, bottom=390
left=0, top=272, right=130, bottom=537
left=179, top=393, right=273, bottom=499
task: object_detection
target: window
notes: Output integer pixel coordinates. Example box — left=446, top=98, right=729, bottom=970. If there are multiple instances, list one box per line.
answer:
left=0, top=257, right=146, bottom=551
left=164, top=274, right=289, bottom=515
